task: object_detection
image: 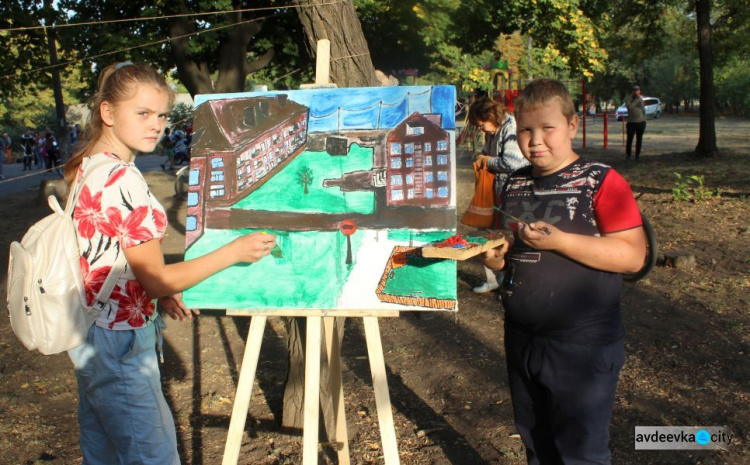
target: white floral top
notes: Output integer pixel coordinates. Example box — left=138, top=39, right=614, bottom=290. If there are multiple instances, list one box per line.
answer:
left=72, top=153, right=167, bottom=330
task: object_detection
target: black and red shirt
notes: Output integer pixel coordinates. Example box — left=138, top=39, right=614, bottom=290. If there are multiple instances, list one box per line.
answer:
left=500, top=158, right=642, bottom=345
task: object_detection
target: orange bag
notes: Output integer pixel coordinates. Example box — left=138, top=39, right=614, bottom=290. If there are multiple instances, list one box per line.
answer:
left=461, top=160, right=495, bottom=228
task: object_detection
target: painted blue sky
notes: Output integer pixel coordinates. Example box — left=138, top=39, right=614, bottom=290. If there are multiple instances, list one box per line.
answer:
left=194, top=85, right=456, bottom=133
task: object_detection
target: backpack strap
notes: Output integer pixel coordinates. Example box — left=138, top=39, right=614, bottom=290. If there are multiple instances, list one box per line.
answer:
left=64, top=156, right=131, bottom=312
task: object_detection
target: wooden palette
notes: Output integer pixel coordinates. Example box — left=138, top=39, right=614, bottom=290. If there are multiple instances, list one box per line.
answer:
left=421, top=234, right=507, bottom=261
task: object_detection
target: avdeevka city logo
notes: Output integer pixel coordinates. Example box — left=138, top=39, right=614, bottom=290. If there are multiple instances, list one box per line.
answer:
left=634, top=426, right=733, bottom=450
left=695, top=429, right=711, bottom=445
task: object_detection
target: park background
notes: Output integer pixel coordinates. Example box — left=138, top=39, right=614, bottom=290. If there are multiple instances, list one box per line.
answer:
left=0, top=1, right=748, bottom=464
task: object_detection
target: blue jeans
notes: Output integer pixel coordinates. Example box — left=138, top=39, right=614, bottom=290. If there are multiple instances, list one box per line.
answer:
left=68, top=318, right=179, bottom=465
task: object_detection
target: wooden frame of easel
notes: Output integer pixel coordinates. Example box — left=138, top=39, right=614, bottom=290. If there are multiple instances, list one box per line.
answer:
left=221, top=40, right=401, bottom=465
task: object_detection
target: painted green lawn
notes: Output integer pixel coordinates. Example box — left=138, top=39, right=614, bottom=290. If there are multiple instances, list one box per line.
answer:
left=232, top=143, right=375, bottom=214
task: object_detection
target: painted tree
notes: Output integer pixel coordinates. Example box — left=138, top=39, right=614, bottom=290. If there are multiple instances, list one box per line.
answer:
left=296, top=166, right=314, bottom=194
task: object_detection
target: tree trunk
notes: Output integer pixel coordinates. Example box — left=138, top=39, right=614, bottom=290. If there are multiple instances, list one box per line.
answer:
left=168, top=9, right=273, bottom=97
left=695, top=0, right=719, bottom=158
left=281, top=318, right=306, bottom=430
left=281, top=0, right=377, bottom=436
left=293, top=0, right=380, bottom=87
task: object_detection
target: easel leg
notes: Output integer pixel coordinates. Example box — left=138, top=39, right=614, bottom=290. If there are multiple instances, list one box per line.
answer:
left=222, top=315, right=267, bottom=465
left=303, top=316, right=322, bottom=465
left=363, top=317, right=400, bottom=465
left=324, top=317, right=350, bottom=464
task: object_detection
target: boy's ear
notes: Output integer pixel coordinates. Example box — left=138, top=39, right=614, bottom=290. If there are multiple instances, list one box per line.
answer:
left=100, top=101, right=115, bottom=127
left=569, top=113, right=580, bottom=138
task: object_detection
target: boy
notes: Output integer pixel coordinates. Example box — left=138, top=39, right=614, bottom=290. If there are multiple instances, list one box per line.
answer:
left=483, top=79, right=646, bottom=464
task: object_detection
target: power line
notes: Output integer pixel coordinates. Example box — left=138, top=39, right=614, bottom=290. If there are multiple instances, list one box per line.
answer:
left=0, top=1, right=344, bottom=33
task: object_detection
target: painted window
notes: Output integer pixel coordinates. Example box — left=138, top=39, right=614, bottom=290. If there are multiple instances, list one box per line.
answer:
left=437, top=140, right=448, bottom=151
left=391, top=189, right=404, bottom=201
left=390, top=142, right=401, bottom=154
left=407, top=188, right=415, bottom=199
left=426, top=188, right=434, bottom=198
left=186, top=216, right=197, bottom=231
left=211, top=170, right=224, bottom=182
left=211, top=158, right=224, bottom=168
left=390, top=175, right=403, bottom=186
left=188, top=169, right=200, bottom=185
left=438, top=186, right=449, bottom=197
left=437, top=171, right=448, bottom=181
left=437, top=154, right=448, bottom=165
left=407, top=125, right=424, bottom=135
left=406, top=174, right=414, bottom=185
left=424, top=142, right=431, bottom=152
left=209, top=186, right=225, bottom=198
left=390, top=157, right=402, bottom=169
left=425, top=172, right=434, bottom=183
left=405, top=143, right=414, bottom=154
left=425, top=155, right=433, bottom=166
left=187, top=192, right=199, bottom=207
left=405, top=157, right=414, bottom=168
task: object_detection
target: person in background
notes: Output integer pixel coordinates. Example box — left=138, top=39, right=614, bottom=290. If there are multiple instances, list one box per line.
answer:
left=2, top=132, right=12, bottom=164
left=467, top=97, right=530, bottom=296
left=625, top=85, right=646, bottom=160
left=63, top=61, right=276, bottom=464
left=160, top=126, right=176, bottom=170
left=0, top=131, right=5, bottom=180
left=21, top=128, right=35, bottom=171
left=484, top=78, right=646, bottom=464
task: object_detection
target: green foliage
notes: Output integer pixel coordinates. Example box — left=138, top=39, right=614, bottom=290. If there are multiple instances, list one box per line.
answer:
left=169, top=102, right=194, bottom=129
left=297, top=165, right=313, bottom=194
left=672, top=173, right=715, bottom=203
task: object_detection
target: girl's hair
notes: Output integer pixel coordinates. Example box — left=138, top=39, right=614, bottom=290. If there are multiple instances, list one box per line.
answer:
left=468, top=97, right=508, bottom=127
left=514, top=79, right=576, bottom=122
left=64, top=62, right=175, bottom=186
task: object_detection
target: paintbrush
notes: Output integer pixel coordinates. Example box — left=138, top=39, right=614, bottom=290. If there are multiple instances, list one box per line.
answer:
left=495, top=207, right=552, bottom=235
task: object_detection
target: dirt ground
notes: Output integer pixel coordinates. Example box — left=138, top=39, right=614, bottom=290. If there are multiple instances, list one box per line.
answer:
left=0, top=115, right=748, bottom=465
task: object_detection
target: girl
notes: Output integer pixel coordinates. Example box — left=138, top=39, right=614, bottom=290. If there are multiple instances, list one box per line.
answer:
left=467, top=97, right=529, bottom=295
left=63, top=62, right=276, bottom=464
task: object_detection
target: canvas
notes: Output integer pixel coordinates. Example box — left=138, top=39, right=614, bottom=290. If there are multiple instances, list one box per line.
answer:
left=182, top=86, right=458, bottom=313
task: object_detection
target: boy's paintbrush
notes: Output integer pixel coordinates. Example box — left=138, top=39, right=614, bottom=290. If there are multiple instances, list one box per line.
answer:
left=495, top=207, right=552, bottom=235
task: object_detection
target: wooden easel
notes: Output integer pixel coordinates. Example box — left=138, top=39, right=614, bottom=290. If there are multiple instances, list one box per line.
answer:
left=221, top=40, right=401, bottom=465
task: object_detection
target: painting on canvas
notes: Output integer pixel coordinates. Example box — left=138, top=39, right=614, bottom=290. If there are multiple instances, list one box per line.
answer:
left=181, top=85, right=458, bottom=313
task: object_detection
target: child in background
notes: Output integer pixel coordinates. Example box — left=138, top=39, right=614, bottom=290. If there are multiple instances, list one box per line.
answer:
left=63, top=61, right=276, bottom=464
left=467, top=97, right=529, bottom=295
left=483, top=79, right=646, bottom=464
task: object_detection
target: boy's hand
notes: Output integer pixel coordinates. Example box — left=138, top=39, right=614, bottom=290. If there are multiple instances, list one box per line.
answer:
left=482, top=239, right=510, bottom=270
left=519, top=221, right=560, bottom=250
left=158, top=293, right=199, bottom=321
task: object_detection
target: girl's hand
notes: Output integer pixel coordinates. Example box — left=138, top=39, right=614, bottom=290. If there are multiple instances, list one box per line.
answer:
left=158, top=293, right=199, bottom=321
left=475, top=154, right=491, bottom=168
left=231, top=232, right=276, bottom=263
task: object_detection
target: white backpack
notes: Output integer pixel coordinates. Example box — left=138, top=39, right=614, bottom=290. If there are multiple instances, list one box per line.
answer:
left=6, top=157, right=127, bottom=355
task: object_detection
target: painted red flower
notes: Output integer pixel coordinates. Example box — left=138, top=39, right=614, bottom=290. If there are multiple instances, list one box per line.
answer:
left=99, top=205, right=154, bottom=248
left=108, top=279, right=155, bottom=328
left=74, top=185, right=105, bottom=239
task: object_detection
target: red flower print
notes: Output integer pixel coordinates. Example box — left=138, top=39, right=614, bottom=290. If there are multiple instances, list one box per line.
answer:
left=105, top=165, right=127, bottom=187
left=153, top=208, right=167, bottom=236
left=108, top=279, right=155, bottom=328
left=83, top=264, right=112, bottom=306
left=74, top=185, right=105, bottom=239
left=99, top=206, right=154, bottom=248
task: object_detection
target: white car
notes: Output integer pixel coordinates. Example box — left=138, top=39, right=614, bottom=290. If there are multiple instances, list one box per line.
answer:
left=616, top=97, right=662, bottom=121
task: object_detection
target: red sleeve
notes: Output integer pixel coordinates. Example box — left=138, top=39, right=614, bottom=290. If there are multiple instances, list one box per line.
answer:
left=593, top=169, right=642, bottom=233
